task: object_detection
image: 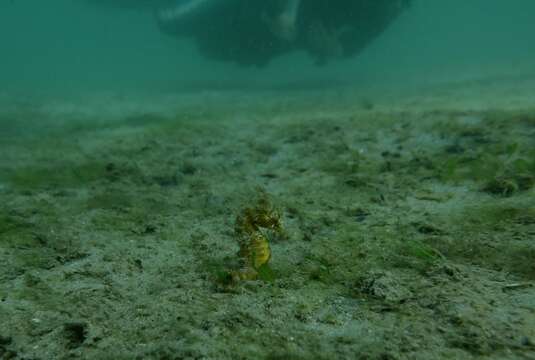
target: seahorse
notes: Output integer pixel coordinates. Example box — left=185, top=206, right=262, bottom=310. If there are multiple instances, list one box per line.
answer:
left=229, top=192, right=283, bottom=282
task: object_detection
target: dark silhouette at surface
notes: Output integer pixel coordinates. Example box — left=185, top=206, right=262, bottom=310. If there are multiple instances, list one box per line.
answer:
left=89, top=0, right=410, bottom=66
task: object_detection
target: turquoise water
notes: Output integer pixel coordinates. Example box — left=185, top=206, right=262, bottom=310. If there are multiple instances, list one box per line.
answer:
left=1, top=0, right=535, bottom=95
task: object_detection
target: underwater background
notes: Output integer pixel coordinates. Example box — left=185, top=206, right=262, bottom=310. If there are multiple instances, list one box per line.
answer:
left=1, top=1, right=535, bottom=359
left=1, top=0, right=535, bottom=95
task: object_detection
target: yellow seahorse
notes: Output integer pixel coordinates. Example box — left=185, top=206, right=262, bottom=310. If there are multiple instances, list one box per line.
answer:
left=229, top=192, right=283, bottom=282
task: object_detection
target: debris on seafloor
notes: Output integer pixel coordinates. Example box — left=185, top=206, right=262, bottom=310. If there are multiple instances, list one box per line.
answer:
left=482, top=174, right=534, bottom=197
left=502, top=282, right=534, bottom=292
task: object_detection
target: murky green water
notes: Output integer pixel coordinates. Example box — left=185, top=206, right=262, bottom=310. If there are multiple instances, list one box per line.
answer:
left=1, top=2, right=534, bottom=359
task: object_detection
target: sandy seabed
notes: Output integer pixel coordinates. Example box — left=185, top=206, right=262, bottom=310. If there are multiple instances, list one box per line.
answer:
left=0, top=76, right=534, bottom=359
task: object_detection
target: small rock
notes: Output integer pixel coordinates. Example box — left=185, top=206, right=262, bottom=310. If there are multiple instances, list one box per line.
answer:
left=358, top=271, right=411, bottom=303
